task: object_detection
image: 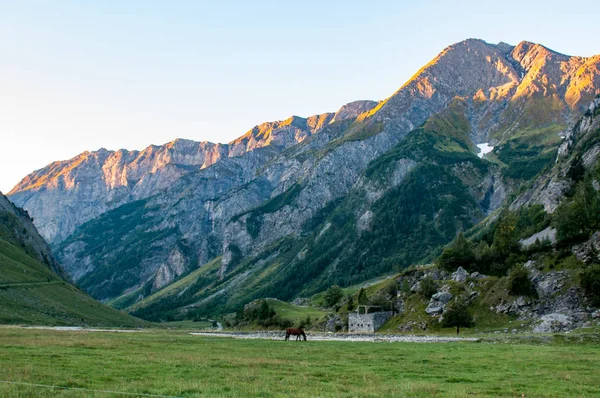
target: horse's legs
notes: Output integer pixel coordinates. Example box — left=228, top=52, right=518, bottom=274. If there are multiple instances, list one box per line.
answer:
left=285, top=333, right=289, bottom=341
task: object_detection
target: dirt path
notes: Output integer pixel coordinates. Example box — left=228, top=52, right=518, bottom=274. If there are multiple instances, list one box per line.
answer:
left=0, top=281, right=62, bottom=288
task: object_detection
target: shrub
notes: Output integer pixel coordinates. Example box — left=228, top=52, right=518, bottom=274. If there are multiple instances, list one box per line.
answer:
left=508, top=265, right=536, bottom=297
left=419, top=276, right=437, bottom=299
left=298, top=315, right=312, bottom=329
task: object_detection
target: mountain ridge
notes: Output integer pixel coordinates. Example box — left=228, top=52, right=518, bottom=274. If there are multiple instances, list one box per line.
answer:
left=8, top=39, right=600, bottom=312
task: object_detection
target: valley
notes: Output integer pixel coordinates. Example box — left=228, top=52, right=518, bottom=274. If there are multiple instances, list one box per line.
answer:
left=1, top=327, right=599, bottom=397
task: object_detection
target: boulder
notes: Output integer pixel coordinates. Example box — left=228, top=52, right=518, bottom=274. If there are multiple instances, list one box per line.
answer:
left=425, top=291, right=453, bottom=315
left=535, top=271, right=568, bottom=298
left=516, top=296, right=529, bottom=308
left=532, top=313, right=574, bottom=333
left=470, top=272, right=485, bottom=279
left=451, top=267, right=469, bottom=283
left=410, top=282, right=421, bottom=293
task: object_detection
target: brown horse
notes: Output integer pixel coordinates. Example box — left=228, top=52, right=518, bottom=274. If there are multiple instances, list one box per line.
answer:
left=285, top=328, right=306, bottom=341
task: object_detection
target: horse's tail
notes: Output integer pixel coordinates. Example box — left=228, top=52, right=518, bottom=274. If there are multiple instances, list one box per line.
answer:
left=302, top=331, right=307, bottom=341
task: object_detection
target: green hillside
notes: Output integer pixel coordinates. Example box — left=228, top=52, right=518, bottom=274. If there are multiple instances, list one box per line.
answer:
left=0, top=192, right=147, bottom=327
left=0, top=238, right=147, bottom=326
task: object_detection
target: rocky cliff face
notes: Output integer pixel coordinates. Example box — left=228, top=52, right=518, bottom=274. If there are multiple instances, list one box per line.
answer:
left=511, top=95, right=600, bottom=213
left=9, top=101, right=377, bottom=244
left=8, top=39, right=600, bottom=311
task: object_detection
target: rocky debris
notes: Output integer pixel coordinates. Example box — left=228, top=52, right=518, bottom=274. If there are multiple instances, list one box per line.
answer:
left=520, top=227, right=557, bottom=248
left=438, top=284, right=452, bottom=293
left=451, top=267, right=469, bottom=283
left=324, top=314, right=345, bottom=332
left=468, top=291, right=480, bottom=302
left=532, top=270, right=568, bottom=299
left=291, top=297, right=310, bottom=306
left=532, top=313, right=574, bottom=333
left=516, top=296, right=529, bottom=308
left=425, top=291, right=453, bottom=315
left=397, top=321, right=428, bottom=332
left=572, top=231, right=600, bottom=263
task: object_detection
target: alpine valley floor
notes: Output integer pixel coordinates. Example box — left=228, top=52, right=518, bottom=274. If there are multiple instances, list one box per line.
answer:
left=0, top=327, right=599, bottom=397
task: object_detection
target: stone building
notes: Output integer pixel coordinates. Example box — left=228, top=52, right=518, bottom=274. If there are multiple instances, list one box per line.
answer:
left=348, top=305, right=393, bottom=333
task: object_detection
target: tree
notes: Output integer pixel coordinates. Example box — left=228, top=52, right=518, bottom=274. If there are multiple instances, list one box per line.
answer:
left=357, top=288, right=368, bottom=305
left=437, top=232, right=475, bottom=272
left=508, top=265, right=536, bottom=297
left=346, top=295, right=355, bottom=312
left=554, top=180, right=600, bottom=244
left=442, top=301, right=474, bottom=335
left=324, top=285, right=344, bottom=307
left=492, top=212, right=521, bottom=259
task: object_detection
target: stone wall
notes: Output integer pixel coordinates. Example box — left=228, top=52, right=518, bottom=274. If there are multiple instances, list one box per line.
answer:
left=348, top=311, right=393, bottom=333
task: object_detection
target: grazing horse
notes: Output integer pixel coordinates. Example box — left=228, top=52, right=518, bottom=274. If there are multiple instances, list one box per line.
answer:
left=285, top=328, right=307, bottom=341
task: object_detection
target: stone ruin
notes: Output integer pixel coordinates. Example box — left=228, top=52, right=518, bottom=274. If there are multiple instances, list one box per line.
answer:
left=348, top=305, right=393, bottom=333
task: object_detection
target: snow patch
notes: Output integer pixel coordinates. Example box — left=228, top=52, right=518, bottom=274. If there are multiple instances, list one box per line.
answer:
left=477, top=143, right=494, bottom=158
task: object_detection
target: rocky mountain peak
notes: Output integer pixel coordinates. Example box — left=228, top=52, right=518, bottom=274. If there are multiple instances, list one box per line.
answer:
left=331, top=100, right=378, bottom=123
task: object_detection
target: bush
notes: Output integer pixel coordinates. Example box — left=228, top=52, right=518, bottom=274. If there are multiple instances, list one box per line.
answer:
left=580, top=265, right=600, bottom=306
left=508, top=265, right=536, bottom=297
left=298, top=315, right=312, bottom=329
left=419, top=276, right=437, bottom=299
left=323, top=285, right=344, bottom=307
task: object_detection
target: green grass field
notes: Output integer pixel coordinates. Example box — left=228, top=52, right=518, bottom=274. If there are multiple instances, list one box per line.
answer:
left=0, top=327, right=599, bottom=397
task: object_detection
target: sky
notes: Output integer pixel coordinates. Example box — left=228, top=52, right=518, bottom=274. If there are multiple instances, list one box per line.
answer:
left=1, top=1, right=599, bottom=193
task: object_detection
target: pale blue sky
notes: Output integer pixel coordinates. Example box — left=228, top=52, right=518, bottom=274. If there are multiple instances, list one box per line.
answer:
left=1, top=1, right=599, bottom=192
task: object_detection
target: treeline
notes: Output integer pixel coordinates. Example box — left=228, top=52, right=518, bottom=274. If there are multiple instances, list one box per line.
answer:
left=233, top=300, right=293, bottom=329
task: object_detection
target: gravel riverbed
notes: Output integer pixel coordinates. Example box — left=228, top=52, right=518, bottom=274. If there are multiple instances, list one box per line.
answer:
left=190, top=331, right=478, bottom=343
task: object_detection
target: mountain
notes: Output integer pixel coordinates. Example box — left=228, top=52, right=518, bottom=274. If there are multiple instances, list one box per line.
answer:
left=8, top=100, right=377, bottom=244
left=0, top=192, right=147, bottom=326
left=8, top=39, right=600, bottom=320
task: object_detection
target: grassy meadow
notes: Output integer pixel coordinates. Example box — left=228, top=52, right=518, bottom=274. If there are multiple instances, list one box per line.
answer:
left=0, top=327, right=599, bottom=397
